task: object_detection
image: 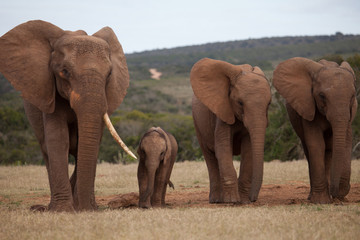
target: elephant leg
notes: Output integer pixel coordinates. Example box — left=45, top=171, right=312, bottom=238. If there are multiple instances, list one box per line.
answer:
left=287, top=104, right=315, bottom=200
left=215, top=122, right=240, bottom=203
left=161, top=158, right=175, bottom=206
left=69, top=122, right=78, bottom=204
left=303, top=121, right=331, bottom=204
left=24, top=101, right=51, bottom=211
left=202, top=147, right=222, bottom=203
left=324, top=132, right=332, bottom=190
left=137, top=160, right=150, bottom=208
left=238, top=134, right=252, bottom=204
left=43, top=112, right=74, bottom=212
left=152, top=163, right=167, bottom=207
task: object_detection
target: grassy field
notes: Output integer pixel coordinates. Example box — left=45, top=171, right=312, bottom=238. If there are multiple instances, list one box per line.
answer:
left=0, top=160, right=360, bottom=239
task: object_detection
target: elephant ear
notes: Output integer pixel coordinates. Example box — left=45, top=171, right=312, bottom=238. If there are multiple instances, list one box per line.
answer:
left=253, top=66, right=266, bottom=76
left=0, top=20, right=64, bottom=113
left=137, top=135, right=146, bottom=161
left=154, top=127, right=172, bottom=165
left=340, top=61, right=357, bottom=122
left=190, top=58, right=242, bottom=124
left=273, top=57, right=323, bottom=121
left=318, top=59, right=339, bottom=68
left=93, top=27, right=129, bottom=115
left=340, top=61, right=356, bottom=79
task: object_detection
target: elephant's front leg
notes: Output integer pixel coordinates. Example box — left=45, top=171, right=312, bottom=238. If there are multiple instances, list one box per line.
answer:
left=137, top=160, right=150, bottom=208
left=152, top=162, right=167, bottom=207
left=215, top=121, right=240, bottom=203
left=303, top=121, right=331, bottom=204
left=43, top=112, right=74, bottom=212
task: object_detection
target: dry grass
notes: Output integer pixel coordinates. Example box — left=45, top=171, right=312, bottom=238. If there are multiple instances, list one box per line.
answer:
left=0, top=160, right=360, bottom=240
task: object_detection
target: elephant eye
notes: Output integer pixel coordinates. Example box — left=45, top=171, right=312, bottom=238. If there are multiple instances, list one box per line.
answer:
left=319, top=92, right=326, bottom=100
left=238, top=101, right=244, bottom=106
left=59, top=69, right=70, bottom=79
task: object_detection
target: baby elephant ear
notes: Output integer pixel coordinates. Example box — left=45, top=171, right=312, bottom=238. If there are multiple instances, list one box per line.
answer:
left=155, top=127, right=172, bottom=165
left=273, top=57, right=322, bottom=121
left=190, top=58, right=241, bottom=124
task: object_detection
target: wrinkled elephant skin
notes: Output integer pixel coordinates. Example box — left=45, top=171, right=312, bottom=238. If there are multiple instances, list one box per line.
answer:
left=137, top=127, right=178, bottom=208
left=190, top=58, right=271, bottom=204
left=273, top=57, right=357, bottom=203
left=0, top=20, right=134, bottom=211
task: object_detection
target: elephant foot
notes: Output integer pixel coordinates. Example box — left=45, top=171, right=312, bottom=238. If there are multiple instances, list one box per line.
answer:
left=239, top=194, right=251, bottom=204
left=151, top=201, right=162, bottom=208
left=222, top=189, right=240, bottom=203
left=48, top=201, right=75, bottom=212
left=309, top=191, right=332, bottom=204
left=139, top=201, right=152, bottom=209
left=30, top=204, right=48, bottom=212
left=209, top=190, right=222, bottom=203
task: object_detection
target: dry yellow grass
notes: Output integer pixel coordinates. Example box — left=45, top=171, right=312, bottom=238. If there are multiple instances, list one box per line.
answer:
left=0, top=160, right=359, bottom=240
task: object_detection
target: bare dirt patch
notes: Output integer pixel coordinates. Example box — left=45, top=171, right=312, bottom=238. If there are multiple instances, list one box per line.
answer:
left=9, top=184, right=360, bottom=210
left=101, top=182, right=360, bottom=209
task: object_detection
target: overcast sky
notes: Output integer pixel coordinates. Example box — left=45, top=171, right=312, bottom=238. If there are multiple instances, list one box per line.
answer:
left=1, top=0, right=359, bottom=53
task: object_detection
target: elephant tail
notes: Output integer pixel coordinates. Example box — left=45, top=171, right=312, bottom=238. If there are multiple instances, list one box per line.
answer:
left=168, top=180, right=175, bottom=189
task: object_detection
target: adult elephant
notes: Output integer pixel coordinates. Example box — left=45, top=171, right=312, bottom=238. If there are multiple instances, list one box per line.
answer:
left=273, top=57, right=357, bottom=203
left=0, top=20, right=136, bottom=212
left=191, top=58, right=271, bottom=203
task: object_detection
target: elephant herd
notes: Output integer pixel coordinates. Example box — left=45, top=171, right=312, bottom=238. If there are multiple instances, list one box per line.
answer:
left=0, top=20, right=357, bottom=211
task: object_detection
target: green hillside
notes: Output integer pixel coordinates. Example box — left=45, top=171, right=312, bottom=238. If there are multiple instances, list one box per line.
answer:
left=126, top=32, right=360, bottom=79
left=1, top=33, right=360, bottom=164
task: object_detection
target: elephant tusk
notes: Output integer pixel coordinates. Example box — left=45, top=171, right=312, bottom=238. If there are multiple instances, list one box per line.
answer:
left=103, top=113, right=137, bottom=160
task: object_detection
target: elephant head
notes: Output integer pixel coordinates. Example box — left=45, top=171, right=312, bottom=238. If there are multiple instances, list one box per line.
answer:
left=191, top=58, right=271, bottom=202
left=137, top=127, right=173, bottom=208
left=273, top=57, right=357, bottom=199
left=0, top=20, right=135, bottom=210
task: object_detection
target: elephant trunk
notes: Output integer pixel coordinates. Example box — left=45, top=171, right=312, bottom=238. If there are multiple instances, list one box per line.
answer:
left=75, top=105, right=104, bottom=211
left=248, top=125, right=266, bottom=202
left=140, top=164, right=158, bottom=208
left=330, top=122, right=351, bottom=198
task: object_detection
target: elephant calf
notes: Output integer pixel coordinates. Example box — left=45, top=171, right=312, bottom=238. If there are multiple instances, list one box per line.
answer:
left=137, top=127, right=178, bottom=208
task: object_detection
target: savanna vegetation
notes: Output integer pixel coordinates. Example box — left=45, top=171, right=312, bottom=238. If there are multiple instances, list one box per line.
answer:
left=1, top=33, right=360, bottom=165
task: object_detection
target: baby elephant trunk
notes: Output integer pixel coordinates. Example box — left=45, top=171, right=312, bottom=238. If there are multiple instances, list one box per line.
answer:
left=139, top=161, right=160, bottom=208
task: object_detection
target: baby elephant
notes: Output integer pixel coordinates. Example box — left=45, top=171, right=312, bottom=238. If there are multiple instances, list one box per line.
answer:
left=137, top=127, right=178, bottom=208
